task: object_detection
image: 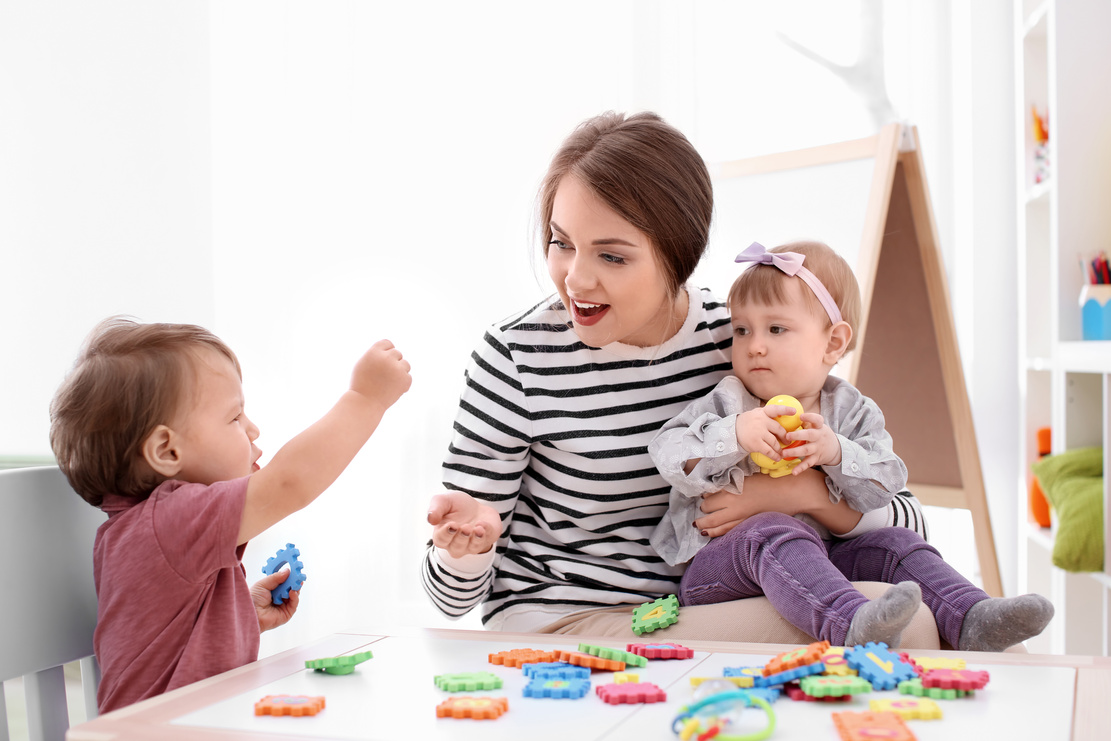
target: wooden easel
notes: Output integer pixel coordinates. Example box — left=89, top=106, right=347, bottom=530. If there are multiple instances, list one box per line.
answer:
left=715, top=123, right=1003, bottom=597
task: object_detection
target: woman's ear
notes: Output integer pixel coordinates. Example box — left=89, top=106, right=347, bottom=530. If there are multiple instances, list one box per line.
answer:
left=141, top=425, right=183, bottom=478
left=824, top=321, right=853, bottom=365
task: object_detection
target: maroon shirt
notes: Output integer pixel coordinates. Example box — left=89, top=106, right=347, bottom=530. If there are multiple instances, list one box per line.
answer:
left=93, top=477, right=259, bottom=712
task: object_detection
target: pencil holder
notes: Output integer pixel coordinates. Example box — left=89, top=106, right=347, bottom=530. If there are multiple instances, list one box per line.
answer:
left=1080, top=285, right=1111, bottom=340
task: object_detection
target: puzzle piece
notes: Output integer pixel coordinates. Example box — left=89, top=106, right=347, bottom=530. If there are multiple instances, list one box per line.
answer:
left=596, top=681, right=667, bottom=705
left=691, top=675, right=755, bottom=689
left=798, top=675, right=872, bottom=699
left=488, top=648, right=557, bottom=668
left=613, top=672, right=640, bottom=684
left=522, top=662, right=590, bottom=680
left=434, top=671, right=503, bottom=692
left=910, top=656, right=966, bottom=672
left=871, top=697, right=943, bottom=720
left=554, top=649, right=625, bottom=672
left=846, top=642, right=919, bottom=690
left=577, top=643, right=648, bottom=667
left=897, top=678, right=972, bottom=700
left=262, top=543, right=306, bottom=606
left=626, top=642, right=694, bottom=660
left=631, top=594, right=679, bottom=635
left=723, top=666, right=769, bottom=681
left=764, top=640, right=830, bottom=675
left=921, top=668, right=990, bottom=691
left=821, top=646, right=858, bottom=676
left=785, top=683, right=852, bottom=702
left=757, top=661, right=825, bottom=687
left=435, top=696, right=508, bottom=720
left=522, top=677, right=591, bottom=699
left=304, top=650, right=373, bottom=675
left=831, top=710, right=915, bottom=741
left=254, top=695, right=325, bottom=717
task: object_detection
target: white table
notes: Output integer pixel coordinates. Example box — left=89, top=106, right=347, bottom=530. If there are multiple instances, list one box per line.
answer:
left=67, top=626, right=1111, bottom=740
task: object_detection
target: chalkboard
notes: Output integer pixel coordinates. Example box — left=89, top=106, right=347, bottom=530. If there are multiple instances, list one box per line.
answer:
left=703, top=123, right=1001, bottom=597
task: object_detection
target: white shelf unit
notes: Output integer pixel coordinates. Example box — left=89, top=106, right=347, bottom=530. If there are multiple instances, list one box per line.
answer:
left=1015, top=0, right=1111, bottom=656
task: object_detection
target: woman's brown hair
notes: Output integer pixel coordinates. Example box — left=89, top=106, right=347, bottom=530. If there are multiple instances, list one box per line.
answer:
left=49, top=317, right=240, bottom=506
left=536, top=111, right=714, bottom=295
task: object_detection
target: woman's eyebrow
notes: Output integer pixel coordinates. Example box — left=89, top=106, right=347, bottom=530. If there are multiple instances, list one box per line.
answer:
left=549, top=221, right=640, bottom=247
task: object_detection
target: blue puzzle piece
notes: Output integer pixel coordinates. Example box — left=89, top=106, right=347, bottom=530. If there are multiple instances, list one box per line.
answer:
left=723, top=666, right=767, bottom=679
left=522, top=677, right=591, bottom=699
left=756, top=662, right=825, bottom=687
left=522, top=662, right=591, bottom=680
left=846, top=642, right=918, bottom=690
left=262, top=543, right=306, bottom=606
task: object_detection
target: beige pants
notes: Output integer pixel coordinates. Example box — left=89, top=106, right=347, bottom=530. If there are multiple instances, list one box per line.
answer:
left=534, top=582, right=943, bottom=649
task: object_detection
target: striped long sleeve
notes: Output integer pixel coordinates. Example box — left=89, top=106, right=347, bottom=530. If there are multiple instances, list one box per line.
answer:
left=422, top=288, right=734, bottom=629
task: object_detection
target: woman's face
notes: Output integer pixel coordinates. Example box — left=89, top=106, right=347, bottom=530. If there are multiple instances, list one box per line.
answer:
left=546, top=175, right=683, bottom=348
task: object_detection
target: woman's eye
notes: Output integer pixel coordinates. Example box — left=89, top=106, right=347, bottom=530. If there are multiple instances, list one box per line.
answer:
left=601, top=253, right=626, bottom=265
left=548, top=239, right=570, bottom=250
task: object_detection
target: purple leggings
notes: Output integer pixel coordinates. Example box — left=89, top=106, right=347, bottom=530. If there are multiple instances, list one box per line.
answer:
left=679, top=512, right=989, bottom=647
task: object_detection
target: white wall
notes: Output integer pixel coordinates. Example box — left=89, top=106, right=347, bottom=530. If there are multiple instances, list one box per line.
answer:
left=0, top=0, right=214, bottom=454
left=1, top=0, right=1022, bottom=656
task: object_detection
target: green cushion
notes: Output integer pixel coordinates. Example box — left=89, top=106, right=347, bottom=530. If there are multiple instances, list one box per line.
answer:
left=1032, top=447, right=1103, bottom=572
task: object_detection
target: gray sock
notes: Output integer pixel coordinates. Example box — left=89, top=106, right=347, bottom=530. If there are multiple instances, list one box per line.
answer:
left=957, top=594, right=1054, bottom=652
left=844, top=581, right=922, bottom=649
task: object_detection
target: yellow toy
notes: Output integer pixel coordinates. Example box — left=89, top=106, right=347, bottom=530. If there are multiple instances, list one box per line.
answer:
left=749, top=395, right=803, bottom=478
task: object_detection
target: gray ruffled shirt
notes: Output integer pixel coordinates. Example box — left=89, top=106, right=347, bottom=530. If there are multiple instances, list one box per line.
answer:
left=648, top=374, right=908, bottom=565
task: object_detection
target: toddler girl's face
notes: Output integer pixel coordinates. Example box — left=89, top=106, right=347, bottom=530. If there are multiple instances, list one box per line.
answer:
left=546, top=175, right=682, bottom=348
left=169, top=348, right=262, bottom=486
left=730, top=279, right=835, bottom=404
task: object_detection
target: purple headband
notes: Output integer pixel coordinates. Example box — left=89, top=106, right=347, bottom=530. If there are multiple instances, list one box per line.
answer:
left=734, top=242, right=843, bottom=325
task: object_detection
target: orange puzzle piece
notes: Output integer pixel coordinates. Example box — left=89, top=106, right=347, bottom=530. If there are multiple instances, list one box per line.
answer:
left=764, top=640, right=830, bottom=676
left=832, top=711, right=915, bottom=741
left=554, top=649, right=625, bottom=672
left=488, top=648, right=557, bottom=668
left=254, top=695, right=326, bottom=717
left=435, top=696, right=509, bottom=720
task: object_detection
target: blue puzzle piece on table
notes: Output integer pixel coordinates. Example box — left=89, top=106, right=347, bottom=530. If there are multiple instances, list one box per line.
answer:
left=756, top=662, right=825, bottom=687
left=745, top=687, right=782, bottom=704
left=723, top=666, right=767, bottom=680
left=523, top=677, right=591, bottom=699
left=523, top=662, right=591, bottom=680
left=846, top=642, right=918, bottom=690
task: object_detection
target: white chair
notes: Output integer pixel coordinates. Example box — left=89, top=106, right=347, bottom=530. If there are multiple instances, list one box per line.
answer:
left=1, top=466, right=105, bottom=741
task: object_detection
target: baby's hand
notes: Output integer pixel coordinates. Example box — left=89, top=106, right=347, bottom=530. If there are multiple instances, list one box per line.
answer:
left=427, top=491, right=502, bottom=558
left=784, top=412, right=842, bottom=474
left=251, top=569, right=300, bottom=632
left=736, top=403, right=798, bottom=462
left=351, top=340, right=412, bottom=410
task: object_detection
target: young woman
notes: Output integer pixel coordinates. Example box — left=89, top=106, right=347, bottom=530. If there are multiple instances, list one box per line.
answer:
left=421, top=111, right=941, bottom=644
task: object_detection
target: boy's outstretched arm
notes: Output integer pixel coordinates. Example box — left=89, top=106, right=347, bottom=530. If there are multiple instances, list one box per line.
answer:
left=238, top=339, right=411, bottom=544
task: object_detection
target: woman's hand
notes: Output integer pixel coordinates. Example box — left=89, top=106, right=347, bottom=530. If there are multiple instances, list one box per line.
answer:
left=251, top=569, right=300, bottom=632
left=427, top=491, right=502, bottom=558
left=693, top=467, right=861, bottom=537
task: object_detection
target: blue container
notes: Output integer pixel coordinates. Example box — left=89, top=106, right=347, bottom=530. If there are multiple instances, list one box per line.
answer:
left=1080, top=285, right=1111, bottom=340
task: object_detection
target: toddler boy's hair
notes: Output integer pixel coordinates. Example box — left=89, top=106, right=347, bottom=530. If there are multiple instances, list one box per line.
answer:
left=50, top=316, right=240, bottom=506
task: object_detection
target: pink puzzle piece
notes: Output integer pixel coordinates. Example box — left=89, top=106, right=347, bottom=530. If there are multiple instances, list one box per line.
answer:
left=595, top=682, right=667, bottom=705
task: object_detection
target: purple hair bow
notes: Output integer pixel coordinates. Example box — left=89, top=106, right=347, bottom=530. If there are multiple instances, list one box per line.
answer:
left=734, top=242, right=843, bottom=324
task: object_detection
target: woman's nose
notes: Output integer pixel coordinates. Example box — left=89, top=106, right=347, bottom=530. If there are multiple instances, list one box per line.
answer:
left=564, top=253, right=596, bottom=292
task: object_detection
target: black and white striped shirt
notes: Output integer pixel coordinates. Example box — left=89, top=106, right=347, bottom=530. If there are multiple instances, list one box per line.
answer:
left=421, top=286, right=928, bottom=631
left=422, top=287, right=734, bottom=630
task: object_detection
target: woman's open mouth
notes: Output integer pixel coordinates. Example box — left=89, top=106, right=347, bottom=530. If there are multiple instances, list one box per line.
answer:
left=571, top=299, right=610, bottom=326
